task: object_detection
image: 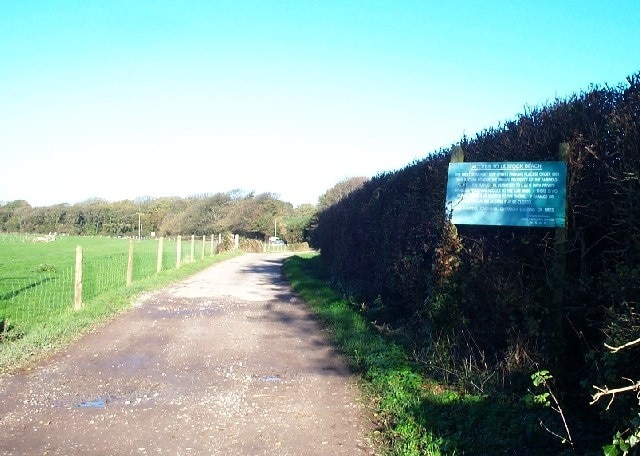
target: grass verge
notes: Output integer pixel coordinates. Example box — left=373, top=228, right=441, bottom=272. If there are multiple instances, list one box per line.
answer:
left=0, top=250, right=243, bottom=375
left=283, top=253, right=561, bottom=456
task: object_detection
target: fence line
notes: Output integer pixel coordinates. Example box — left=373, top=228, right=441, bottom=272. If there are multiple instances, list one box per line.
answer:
left=0, top=234, right=226, bottom=336
left=74, top=245, right=82, bottom=311
left=264, top=243, right=288, bottom=252
left=0, top=233, right=293, bottom=339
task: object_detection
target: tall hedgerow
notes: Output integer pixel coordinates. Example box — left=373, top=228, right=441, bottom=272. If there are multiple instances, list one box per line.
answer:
left=311, top=73, right=640, bottom=451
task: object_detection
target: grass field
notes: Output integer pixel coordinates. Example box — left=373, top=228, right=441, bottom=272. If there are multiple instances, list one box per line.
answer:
left=0, top=233, right=237, bottom=373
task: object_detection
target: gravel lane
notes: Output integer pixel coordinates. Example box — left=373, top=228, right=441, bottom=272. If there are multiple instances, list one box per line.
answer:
left=0, top=253, right=375, bottom=455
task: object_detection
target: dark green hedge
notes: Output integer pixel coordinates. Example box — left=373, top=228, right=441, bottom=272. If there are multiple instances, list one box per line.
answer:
left=311, top=73, right=640, bottom=448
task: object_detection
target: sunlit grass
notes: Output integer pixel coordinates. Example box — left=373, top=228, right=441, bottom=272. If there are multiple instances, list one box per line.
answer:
left=0, top=235, right=212, bottom=330
left=283, top=253, right=558, bottom=455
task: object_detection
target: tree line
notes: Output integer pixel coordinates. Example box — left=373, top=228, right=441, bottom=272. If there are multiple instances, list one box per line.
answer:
left=0, top=191, right=321, bottom=243
left=0, top=177, right=370, bottom=243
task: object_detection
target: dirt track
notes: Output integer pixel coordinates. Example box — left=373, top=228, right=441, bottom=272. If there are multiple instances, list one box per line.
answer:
left=0, top=253, right=375, bottom=455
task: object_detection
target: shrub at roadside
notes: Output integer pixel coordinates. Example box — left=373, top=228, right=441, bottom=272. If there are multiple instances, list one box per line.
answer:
left=283, top=254, right=567, bottom=455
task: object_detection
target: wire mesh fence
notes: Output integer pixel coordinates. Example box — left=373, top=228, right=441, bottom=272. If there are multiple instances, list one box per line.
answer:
left=0, top=234, right=223, bottom=337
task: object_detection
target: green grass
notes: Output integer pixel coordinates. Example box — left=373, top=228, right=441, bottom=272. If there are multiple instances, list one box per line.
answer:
left=0, top=233, right=241, bottom=373
left=283, top=253, right=562, bottom=455
left=0, top=234, right=213, bottom=328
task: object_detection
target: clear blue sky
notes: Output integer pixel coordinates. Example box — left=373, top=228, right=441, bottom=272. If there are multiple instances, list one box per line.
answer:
left=1, top=1, right=638, bottom=207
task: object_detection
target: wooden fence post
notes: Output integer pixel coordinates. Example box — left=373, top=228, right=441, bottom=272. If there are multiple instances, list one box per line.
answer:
left=176, top=235, right=182, bottom=268
left=190, top=235, right=195, bottom=262
left=548, top=142, right=570, bottom=370
left=210, top=234, right=214, bottom=256
left=74, top=245, right=83, bottom=311
left=157, top=237, right=164, bottom=273
left=126, top=239, right=134, bottom=287
left=450, top=144, right=464, bottom=163
left=201, top=235, right=206, bottom=260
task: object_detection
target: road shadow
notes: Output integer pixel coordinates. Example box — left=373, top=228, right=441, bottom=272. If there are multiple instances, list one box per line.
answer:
left=0, top=276, right=54, bottom=301
left=240, top=255, right=355, bottom=379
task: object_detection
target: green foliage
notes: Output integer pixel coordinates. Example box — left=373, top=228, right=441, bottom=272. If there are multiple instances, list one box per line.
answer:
left=310, top=72, right=640, bottom=452
left=529, top=370, right=552, bottom=407
left=604, top=414, right=640, bottom=456
left=531, top=369, right=552, bottom=387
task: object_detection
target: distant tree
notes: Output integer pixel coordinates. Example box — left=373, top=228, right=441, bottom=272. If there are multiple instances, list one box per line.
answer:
left=278, top=204, right=317, bottom=244
left=46, top=204, right=70, bottom=233
left=198, top=193, right=234, bottom=233
left=293, top=203, right=317, bottom=217
left=153, top=197, right=188, bottom=236
left=318, top=176, right=369, bottom=210
left=220, top=193, right=289, bottom=239
left=0, top=200, right=32, bottom=232
left=23, top=204, right=69, bottom=234
left=166, top=194, right=229, bottom=235
left=155, top=212, right=178, bottom=236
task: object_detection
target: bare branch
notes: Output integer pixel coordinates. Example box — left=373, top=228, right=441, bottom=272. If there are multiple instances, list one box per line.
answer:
left=591, top=380, right=640, bottom=409
left=546, top=386, right=574, bottom=448
left=538, top=419, right=569, bottom=444
left=604, top=337, right=640, bottom=353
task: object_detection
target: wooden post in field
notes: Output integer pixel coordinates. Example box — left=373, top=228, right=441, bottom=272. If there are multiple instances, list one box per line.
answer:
left=126, top=239, right=134, bottom=287
left=210, top=234, right=214, bottom=256
left=201, top=235, right=206, bottom=260
left=176, top=235, right=182, bottom=268
left=190, top=235, right=195, bottom=262
left=74, top=245, right=83, bottom=311
left=157, top=237, right=164, bottom=273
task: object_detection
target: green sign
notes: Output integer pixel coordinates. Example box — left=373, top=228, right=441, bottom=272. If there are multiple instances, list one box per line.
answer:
left=445, top=161, right=567, bottom=227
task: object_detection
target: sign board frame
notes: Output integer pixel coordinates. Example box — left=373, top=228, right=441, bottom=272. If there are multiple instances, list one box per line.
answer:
left=445, top=161, right=567, bottom=227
